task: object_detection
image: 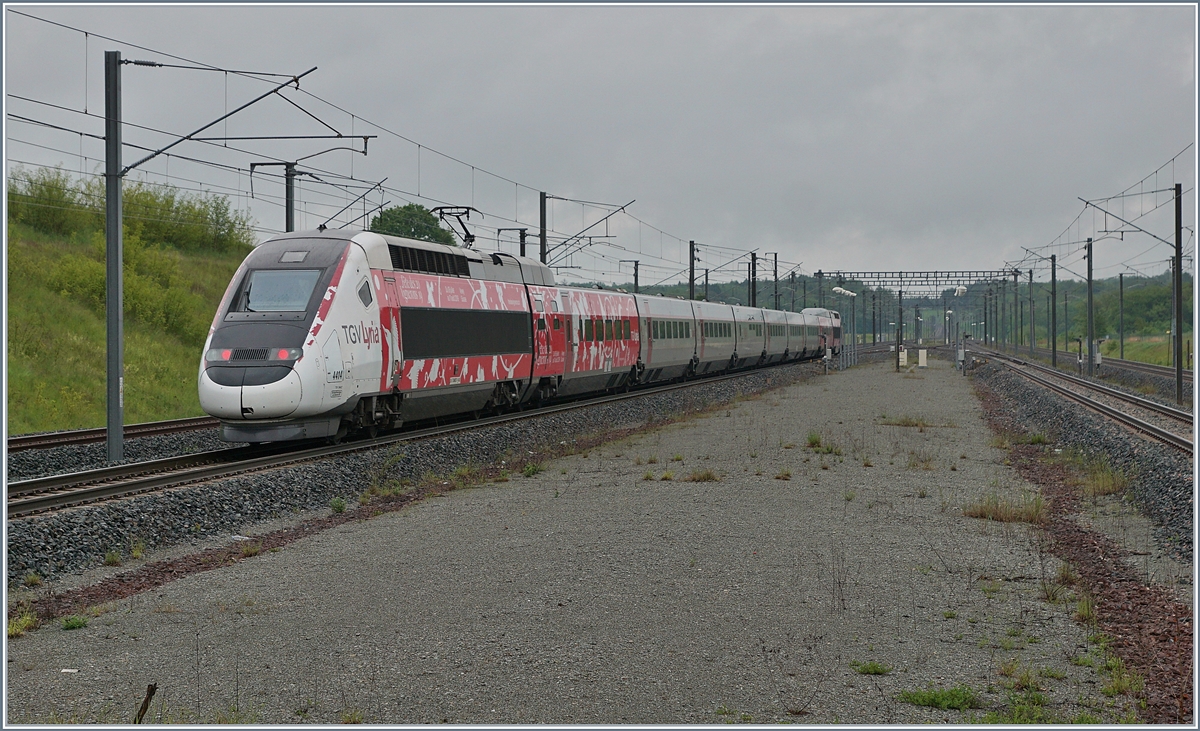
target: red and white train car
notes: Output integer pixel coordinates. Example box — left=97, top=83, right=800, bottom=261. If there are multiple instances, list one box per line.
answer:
left=199, top=230, right=840, bottom=443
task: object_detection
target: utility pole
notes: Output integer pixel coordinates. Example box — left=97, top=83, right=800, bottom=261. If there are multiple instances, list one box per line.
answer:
left=1174, top=183, right=1183, bottom=404
left=252, top=161, right=301, bottom=231
left=816, top=271, right=823, bottom=308
left=1064, top=290, right=1069, bottom=355
left=790, top=272, right=796, bottom=311
left=688, top=240, right=696, bottom=300
left=1119, top=272, right=1124, bottom=359
left=895, top=289, right=903, bottom=372
left=983, top=289, right=989, bottom=346
left=1086, top=238, right=1094, bottom=377
left=539, top=191, right=547, bottom=264
left=704, top=268, right=709, bottom=301
left=936, top=291, right=945, bottom=343
left=773, top=253, right=779, bottom=310
left=750, top=253, right=758, bottom=307
left=498, top=228, right=529, bottom=257
left=1012, top=270, right=1019, bottom=354
left=999, top=281, right=1005, bottom=349
left=105, top=50, right=124, bottom=463
left=803, top=279, right=807, bottom=309
left=284, top=163, right=296, bottom=231
left=1051, top=254, right=1057, bottom=367
left=872, top=290, right=877, bottom=344
left=620, top=260, right=639, bottom=293
left=1028, top=269, right=1034, bottom=356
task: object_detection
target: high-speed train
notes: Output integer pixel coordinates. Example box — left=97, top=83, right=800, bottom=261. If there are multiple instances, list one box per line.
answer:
left=198, top=229, right=841, bottom=442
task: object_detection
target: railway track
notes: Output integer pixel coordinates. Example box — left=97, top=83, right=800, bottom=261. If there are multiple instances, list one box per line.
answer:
left=7, top=346, right=893, bottom=457
left=7, top=362, right=837, bottom=518
left=1000, top=344, right=1192, bottom=384
left=977, top=348, right=1193, bottom=455
left=7, top=416, right=220, bottom=453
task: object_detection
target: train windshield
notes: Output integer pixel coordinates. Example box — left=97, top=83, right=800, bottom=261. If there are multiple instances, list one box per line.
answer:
left=239, top=269, right=321, bottom=312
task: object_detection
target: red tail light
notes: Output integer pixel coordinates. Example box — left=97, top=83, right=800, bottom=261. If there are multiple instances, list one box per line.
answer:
left=268, top=348, right=303, bottom=361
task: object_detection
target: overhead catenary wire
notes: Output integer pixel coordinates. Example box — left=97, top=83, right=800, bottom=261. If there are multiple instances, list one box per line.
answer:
left=6, top=13, right=721, bottom=275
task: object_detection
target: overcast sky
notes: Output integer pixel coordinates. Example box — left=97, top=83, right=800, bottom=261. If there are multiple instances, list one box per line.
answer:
left=5, top=4, right=1196, bottom=288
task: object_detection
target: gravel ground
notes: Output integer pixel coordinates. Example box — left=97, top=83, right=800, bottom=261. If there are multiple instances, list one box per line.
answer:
left=6, top=358, right=1145, bottom=724
left=971, top=360, right=1194, bottom=564
left=6, top=364, right=828, bottom=585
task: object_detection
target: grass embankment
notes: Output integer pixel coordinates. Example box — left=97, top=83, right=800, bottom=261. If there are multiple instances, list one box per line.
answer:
left=7, top=224, right=249, bottom=433
left=7, top=166, right=255, bottom=434
left=1099, top=336, right=1193, bottom=367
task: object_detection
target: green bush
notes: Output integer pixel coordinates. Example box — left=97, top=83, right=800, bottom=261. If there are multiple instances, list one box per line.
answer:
left=7, top=166, right=90, bottom=235
left=38, top=226, right=211, bottom=346
left=8, top=165, right=255, bottom=254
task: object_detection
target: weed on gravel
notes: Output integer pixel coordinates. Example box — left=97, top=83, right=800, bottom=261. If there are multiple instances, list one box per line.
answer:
left=898, top=685, right=980, bottom=710
left=962, top=491, right=1047, bottom=524
left=880, top=415, right=931, bottom=428
left=850, top=660, right=891, bottom=675
left=60, top=615, right=87, bottom=630
left=7, top=610, right=38, bottom=637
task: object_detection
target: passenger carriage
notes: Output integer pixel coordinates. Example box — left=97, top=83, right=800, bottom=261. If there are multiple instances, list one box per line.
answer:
left=637, top=294, right=699, bottom=382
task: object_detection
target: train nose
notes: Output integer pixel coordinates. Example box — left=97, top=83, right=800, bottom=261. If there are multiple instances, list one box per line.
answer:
left=199, top=366, right=303, bottom=419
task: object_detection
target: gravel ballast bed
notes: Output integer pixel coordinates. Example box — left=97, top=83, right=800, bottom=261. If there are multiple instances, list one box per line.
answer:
left=972, top=361, right=1194, bottom=563
left=6, top=430, right=240, bottom=483
left=7, top=363, right=827, bottom=585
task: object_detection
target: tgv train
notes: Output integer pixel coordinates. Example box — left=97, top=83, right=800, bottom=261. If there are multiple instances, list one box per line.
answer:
left=198, top=230, right=842, bottom=442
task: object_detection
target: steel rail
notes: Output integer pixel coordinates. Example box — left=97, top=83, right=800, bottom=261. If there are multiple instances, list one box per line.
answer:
left=7, top=417, right=220, bottom=453
left=996, top=360, right=1193, bottom=455
left=981, top=350, right=1193, bottom=423
left=7, top=361, right=827, bottom=518
left=1023, top=345, right=1192, bottom=383
left=7, top=345, right=893, bottom=455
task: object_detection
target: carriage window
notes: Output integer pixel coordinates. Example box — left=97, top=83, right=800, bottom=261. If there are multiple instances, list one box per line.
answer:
left=685, top=322, right=691, bottom=338
left=550, top=300, right=559, bottom=312
left=553, top=317, right=561, bottom=330
left=584, top=319, right=593, bottom=341
left=239, top=269, right=321, bottom=312
left=358, top=280, right=373, bottom=307
left=596, top=319, right=604, bottom=342
left=537, top=317, right=546, bottom=331
left=534, top=299, right=544, bottom=312
left=624, top=319, right=631, bottom=339
left=605, top=319, right=613, bottom=341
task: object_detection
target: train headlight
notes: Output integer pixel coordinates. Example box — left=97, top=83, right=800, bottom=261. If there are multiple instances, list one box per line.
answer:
left=206, top=348, right=233, bottom=362
left=268, top=348, right=303, bottom=361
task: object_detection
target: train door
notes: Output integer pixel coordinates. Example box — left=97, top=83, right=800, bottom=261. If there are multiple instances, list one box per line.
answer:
left=321, top=330, right=349, bottom=409
left=530, top=288, right=566, bottom=379
left=377, top=275, right=403, bottom=390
